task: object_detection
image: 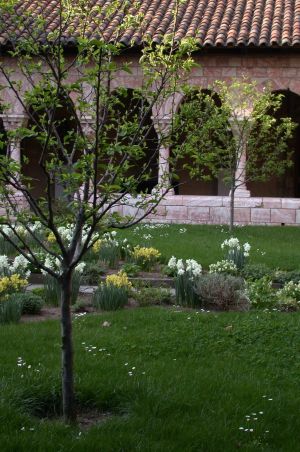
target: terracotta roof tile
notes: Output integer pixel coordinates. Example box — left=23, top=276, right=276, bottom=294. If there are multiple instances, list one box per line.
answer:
left=1, top=0, right=300, bottom=48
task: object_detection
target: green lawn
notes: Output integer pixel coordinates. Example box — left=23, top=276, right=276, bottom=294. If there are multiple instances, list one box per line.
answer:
left=1, top=308, right=300, bottom=451
left=118, top=224, right=300, bottom=270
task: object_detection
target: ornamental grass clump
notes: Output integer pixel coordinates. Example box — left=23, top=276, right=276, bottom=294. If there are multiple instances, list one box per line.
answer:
left=92, top=271, right=131, bottom=311
left=221, top=238, right=251, bottom=270
left=0, top=274, right=28, bottom=324
left=168, top=256, right=202, bottom=307
left=131, top=246, right=161, bottom=271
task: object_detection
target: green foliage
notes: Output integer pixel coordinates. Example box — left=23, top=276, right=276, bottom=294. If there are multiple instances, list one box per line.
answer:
left=31, top=287, right=46, bottom=298
left=121, top=263, right=141, bottom=277
left=175, top=273, right=199, bottom=308
left=241, top=263, right=273, bottom=281
left=134, top=287, right=173, bottom=306
left=92, top=284, right=128, bottom=311
left=0, top=297, right=22, bottom=324
left=173, top=80, right=296, bottom=229
left=44, top=273, right=81, bottom=306
left=247, top=277, right=277, bottom=309
left=81, top=261, right=106, bottom=285
left=273, top=269, right=300, bottom=284
left=194, top=273, right=249, bottom=311
left=0, top=235, right=16, bottom=256
left=8, top=292, right=43, bottom=315
left=98, top=245, right=121, bottom=269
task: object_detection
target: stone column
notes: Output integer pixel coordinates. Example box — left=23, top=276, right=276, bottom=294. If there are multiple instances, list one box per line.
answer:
left=153, top=116, right=174, bottom=195
left=75, top=115, right=95, bottom=203
left=229, top=118, right=251, bottom=198
left=0, top=114, right=28, bottom=208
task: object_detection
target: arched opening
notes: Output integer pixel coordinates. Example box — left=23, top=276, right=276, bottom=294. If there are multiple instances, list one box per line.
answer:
left=103, top=88, right=159, bottom=194
left=248, top=90, right=300, bottom=198
left=171, top=89, right=229, bottom=196
left=0, top=117, right=8, bottom=156
left=21, top=95, right=77, bottom=201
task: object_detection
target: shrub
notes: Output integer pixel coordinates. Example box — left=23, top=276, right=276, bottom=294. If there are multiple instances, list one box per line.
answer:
left=209, top=259, right=238, bottom=275
left=277, top=281, right=300, bottom=302
left=31, top=287, right=45, bottom=298
left=246, top=277, right=277, bottom=309
left=240, top=264, right=273, bottom=281
left=121, top=263, right=141, bottom=277
left=131, top=246, right=161, bottom=271
left=134, top=287, right=173, bottom=306
left=273, top=270, right=300, bottom=285
left=81, top=262, right=107, bottom=285
left=22, top=293, right=43, bottom=315
left=194, top=274, right=249, bottom=311
left=0, top=298, right=22, bottom=324
left=92, top=284, right=128, bottom=311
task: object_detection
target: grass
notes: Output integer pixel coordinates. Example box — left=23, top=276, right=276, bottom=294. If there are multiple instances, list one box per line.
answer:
left=1, top=308, right=300, bottom=451
left=118, top=224, right=300, bottom=270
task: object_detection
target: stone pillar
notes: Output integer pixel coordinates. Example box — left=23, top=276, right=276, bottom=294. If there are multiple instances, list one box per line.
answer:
left=0, top=114, right=28, bottom=207
left=153, top=116, right=174, bottom=195
left=229, top=118, right=251, bottom=198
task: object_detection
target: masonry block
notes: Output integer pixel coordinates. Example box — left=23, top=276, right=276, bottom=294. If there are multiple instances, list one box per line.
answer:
left=251, top=208, right=271, bottom=223
left=271, top=209, right=296, bottom=224
left=209, top=207, right=230, bottom=224
left=187, top=207, right=210, bottom=222
left=262, top=198, right=282, bottom=208
left=166, top=205, right=188, bottom=220
left=281, top=199, right=300, bottom=209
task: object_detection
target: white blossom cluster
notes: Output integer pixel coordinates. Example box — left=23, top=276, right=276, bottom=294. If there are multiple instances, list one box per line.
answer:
left=0, top=254, right=31, bottom=278
left=221, top=237, right=251, bottom=257
left=0, top=222, right=43, bottom=239
left=209, top=259, right=238, bottom=274
left=168, top=256, right=202, bottom=278
left=41, top=255, right=86, bottom=276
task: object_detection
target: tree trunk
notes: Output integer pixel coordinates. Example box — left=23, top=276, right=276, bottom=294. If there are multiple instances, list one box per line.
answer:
left=60, top=271, right=76, bottom=423
left=230, top=184, right=235, bottom=232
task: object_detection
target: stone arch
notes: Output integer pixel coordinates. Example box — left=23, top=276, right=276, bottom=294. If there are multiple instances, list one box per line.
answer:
left=105, top=87, right=159, bottom=193
left=21, top=93, right=77, bottom=200
left=171, top=89, right=229, bottom=196
left=249, top=89, right=300, bottom=198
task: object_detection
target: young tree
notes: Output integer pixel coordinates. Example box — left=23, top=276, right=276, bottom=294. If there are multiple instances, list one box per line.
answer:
left=0, top=0, right=197, bottom=422
left=172, top=80, right=296, bottom=230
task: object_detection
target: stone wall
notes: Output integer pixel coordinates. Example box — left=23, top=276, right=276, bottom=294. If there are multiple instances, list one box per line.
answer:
left=122, top=195, right=300, bottom=226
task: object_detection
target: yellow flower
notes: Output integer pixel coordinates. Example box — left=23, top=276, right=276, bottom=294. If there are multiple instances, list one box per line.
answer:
left=47, top=232, right=56, bottom=243
left=0, top=274, right=28, bottom=300
left=106, top=271, right=132, bottom=289
left=93, top=239, right=102, bottom=253
left=132, top=246, right=161, bottom=261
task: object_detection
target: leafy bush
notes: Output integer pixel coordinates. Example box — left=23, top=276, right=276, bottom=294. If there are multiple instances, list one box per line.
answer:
left=0, top=298, right=22, bottom=324
left=246, top=277, right=277, bottom=309
left=194, top=274, right=249, bottom=311
left=240, top=264, right=273, bottom=281
left=134, top=287, right=173, bottom=307
left=9, top=292, right=43, bottom=315
left=273, top=270, right=300, bottom=285
left=31, top=287, right=45, bottom=298
left=92, top=284, right=128, bottom=311
left=81, top=262, right=107, bottom=285
left=121, top=263, right=141, bottom=277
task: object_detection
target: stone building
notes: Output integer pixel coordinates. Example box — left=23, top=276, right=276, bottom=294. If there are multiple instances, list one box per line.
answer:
left=1, top=0, right=300, bottom=225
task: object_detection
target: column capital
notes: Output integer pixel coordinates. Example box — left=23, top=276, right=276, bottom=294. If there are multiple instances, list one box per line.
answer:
left=0, top=114, right=28, bottom=131
left=152, top=115, right=173, bottom=138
